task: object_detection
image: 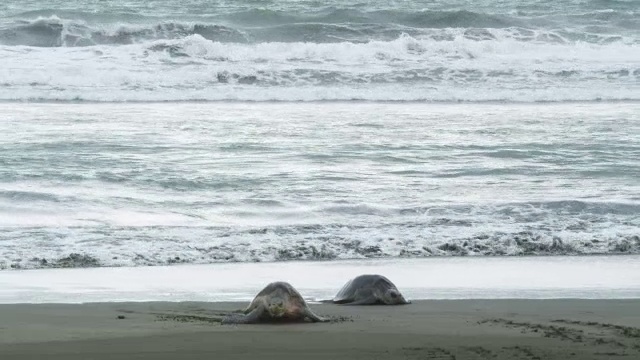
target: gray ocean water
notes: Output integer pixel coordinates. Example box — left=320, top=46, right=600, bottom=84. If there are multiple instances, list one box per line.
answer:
left=0, top=1, right=639, bottom=269
left=1, top=103, right=639, bottom=269
left=0, top=0, right=638, bottom=101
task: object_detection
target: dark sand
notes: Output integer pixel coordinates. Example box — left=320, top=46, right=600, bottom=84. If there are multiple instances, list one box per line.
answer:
left=1, top=300, right=639, bottom=359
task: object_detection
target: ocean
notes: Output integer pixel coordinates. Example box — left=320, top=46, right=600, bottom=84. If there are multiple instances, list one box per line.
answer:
left=0, top=0, right=639, bottom=271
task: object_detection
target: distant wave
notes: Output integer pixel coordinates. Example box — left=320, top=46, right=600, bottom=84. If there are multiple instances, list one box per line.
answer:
left=0, top=17, right=249, bottom=47
left=6, top=7, right=639, bottom=28
left=0, top=3, right=638, bottom=102
left=0, top=32, right=638, bottom=102
left=1, top=10, right=638, bottom=47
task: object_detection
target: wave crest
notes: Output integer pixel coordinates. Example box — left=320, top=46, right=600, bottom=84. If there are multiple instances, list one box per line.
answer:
left=1, top=12, right=637, bottom=47
left=0, top=16, right=249, bottom=47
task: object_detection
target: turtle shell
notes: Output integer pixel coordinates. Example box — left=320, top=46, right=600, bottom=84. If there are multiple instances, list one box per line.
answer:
left=253, top=281, right=306, bottom=303
left=333, top=274, right=396, bottom=302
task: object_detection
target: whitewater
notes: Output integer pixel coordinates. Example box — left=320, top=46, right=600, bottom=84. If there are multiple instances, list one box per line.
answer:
left=1, top=102, right=639, bottom=269
left=0, top=0, right=639, bottom=102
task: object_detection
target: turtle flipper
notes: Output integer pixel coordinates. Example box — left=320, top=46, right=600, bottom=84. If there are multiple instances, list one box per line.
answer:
left=303, top=308, right=328, bottom=322
left=222, top=305, right=264, bottom=324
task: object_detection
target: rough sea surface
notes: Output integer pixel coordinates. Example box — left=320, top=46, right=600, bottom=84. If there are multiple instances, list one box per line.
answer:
left=0, top=0, right=638, bottom=102
left=1, top=103, right=639, bottom=269
left=0, top=0, right=638, bottom=270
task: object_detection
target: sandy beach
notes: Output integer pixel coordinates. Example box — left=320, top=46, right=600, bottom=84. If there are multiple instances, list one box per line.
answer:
left=1, top=300, right=639, bottom=359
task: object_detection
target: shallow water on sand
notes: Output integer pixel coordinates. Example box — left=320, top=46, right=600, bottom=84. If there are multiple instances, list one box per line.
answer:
left=1, top=255, right=639, bottom=303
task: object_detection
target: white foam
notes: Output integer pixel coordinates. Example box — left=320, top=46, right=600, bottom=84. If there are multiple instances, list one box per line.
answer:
left=0, top=34, right=638, bottom=102
left=1, top=102, right=639, bottom=269
left=0, top=255, right=638, bottom=303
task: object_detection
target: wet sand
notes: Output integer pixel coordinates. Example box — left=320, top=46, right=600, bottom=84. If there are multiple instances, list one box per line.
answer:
left=1, top=300, right=639, bottom=359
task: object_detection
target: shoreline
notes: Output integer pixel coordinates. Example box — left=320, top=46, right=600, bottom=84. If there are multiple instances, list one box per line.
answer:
left=1, top=300, right=639, bottom=359
left=2, top=255, right=639, bottom=304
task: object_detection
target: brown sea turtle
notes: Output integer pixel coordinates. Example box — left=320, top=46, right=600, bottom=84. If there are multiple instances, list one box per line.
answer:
left=221, top=281, right=328, bottom=324
left=330, top=274, right=410, bottom=305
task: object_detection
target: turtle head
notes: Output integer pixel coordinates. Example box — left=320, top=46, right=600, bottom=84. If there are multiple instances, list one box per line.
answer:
left=384, top=289, right=410, bottom=305
left=267, top=296, right=287, bottom=318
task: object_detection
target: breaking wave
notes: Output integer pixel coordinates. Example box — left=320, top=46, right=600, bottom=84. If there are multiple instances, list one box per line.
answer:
left=2, top=200, right=639, bottom=270
left=1, top=11, right=638, bottom=47
left=1, top=31, right=638, bottom=102
left=0, top=1, right=638, bottom=103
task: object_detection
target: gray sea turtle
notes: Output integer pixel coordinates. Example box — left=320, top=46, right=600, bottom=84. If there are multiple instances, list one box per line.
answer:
left=221, top=281, right=328, bottom=324
left=331, top=274, right=410, bottom=305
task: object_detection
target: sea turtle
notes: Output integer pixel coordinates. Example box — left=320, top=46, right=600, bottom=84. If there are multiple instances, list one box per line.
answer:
left=331, top=274, right=410, bottom=305
left=221, top=281, right=328, bottom=324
